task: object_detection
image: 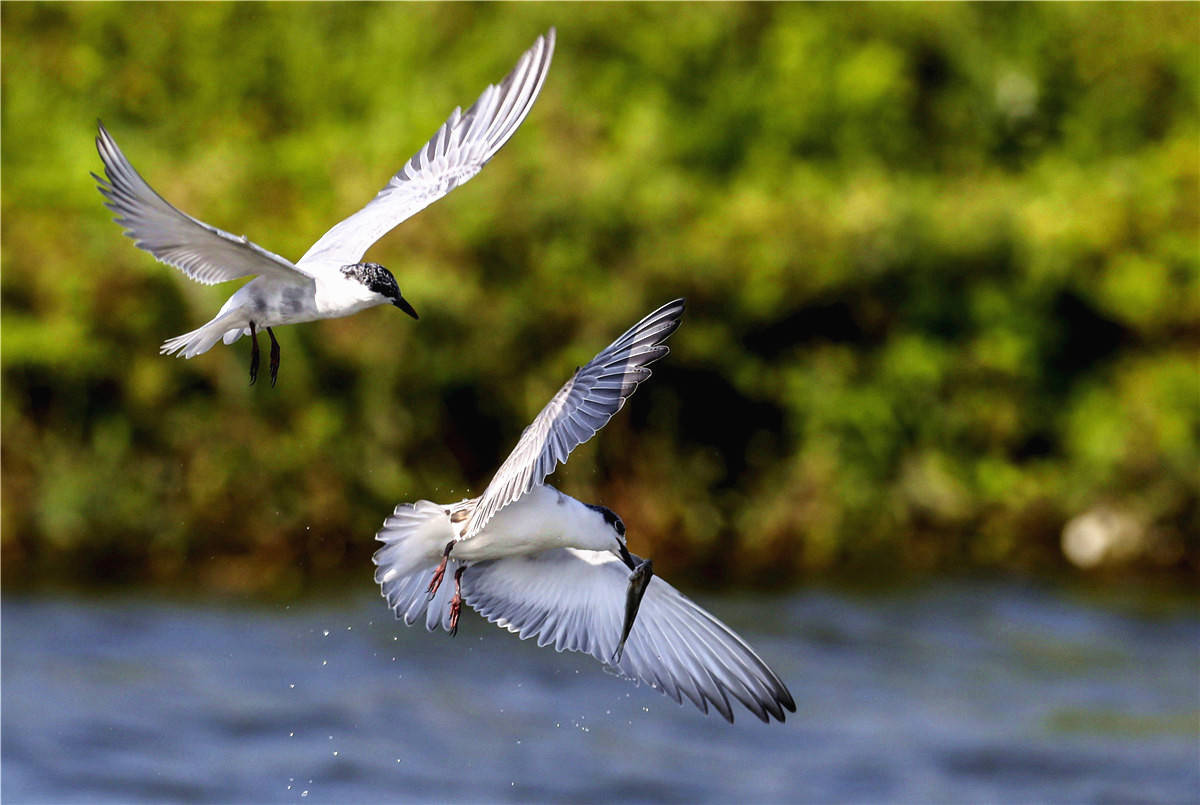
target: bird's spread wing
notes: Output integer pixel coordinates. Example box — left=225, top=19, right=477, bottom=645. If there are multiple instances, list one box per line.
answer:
left=463, top=298, right=685, bottom=538
left=93, top=123, right=315, bottom=285
left=464, top=548, right=796, bottom=723
left=296, top=29, right=556, bottom=269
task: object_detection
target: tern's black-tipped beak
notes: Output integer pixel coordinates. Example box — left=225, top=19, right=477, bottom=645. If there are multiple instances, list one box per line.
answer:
left=393, top=296, right=419, bottom=320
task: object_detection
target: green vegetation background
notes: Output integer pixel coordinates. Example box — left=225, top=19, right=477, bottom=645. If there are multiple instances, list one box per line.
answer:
left=3, top=3, right=1197, bottom=593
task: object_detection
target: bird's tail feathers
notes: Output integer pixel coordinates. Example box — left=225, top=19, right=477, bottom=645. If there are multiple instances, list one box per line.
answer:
left=160, top=314, right=242, bottom=359
left=222, top=327, right=249, bottom=345
left=373, top=501, right=459, bottom=632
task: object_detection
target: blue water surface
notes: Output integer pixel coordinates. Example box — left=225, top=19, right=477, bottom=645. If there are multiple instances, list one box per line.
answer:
left=3, top=581, right=1197, bottom=803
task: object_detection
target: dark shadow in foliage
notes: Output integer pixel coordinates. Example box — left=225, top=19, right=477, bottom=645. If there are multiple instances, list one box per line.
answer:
left=743, top=294, right=890, bottom=358
left=634, top=364, right=788, bottom=491
left=1043, top=291, right=1132, bottom=395
left=439, top=381, right=512, bottom=491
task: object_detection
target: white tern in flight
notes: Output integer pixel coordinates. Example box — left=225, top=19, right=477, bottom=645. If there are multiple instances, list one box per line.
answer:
left=94, top=30, right=555, bottom=385
left=373, top=299, right=796, bottom=722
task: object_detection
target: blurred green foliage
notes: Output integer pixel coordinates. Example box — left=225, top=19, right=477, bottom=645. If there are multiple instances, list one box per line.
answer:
left=2, top=3, right=1197, bottom=592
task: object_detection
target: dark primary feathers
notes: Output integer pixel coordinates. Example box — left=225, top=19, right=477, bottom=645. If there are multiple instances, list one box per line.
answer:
left=463, top=298, right=686, bottom=539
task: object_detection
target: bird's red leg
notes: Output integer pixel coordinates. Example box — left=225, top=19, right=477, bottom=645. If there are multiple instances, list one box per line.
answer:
left=426, top=540, right=456, bottom=599
left=449, top=565, right=466, bottom=637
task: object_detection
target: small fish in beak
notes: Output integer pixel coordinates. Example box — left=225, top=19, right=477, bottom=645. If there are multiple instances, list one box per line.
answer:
left=613, top=544, right=654, bottom=664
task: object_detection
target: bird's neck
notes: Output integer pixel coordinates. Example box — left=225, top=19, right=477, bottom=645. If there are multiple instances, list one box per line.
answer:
left=312, top=274, right=386, bottom=316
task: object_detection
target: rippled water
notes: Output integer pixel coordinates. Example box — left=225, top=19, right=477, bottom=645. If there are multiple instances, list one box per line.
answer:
left=3, top=581, right=1197, bottom=803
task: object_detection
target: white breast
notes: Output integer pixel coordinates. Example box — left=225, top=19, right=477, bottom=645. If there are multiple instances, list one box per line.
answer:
left=310, top=272, right=383, bottom=317
left=452, top=485, right=603, bottom=562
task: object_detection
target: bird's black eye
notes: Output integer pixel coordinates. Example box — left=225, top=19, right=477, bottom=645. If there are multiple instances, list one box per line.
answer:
left=586, top=503, right=626, bottom=536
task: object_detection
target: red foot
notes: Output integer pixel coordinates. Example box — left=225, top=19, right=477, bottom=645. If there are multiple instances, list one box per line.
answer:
left=426, top=557, right=448, bottom=598
left=426, top=540, right=456, bottom=599
left=449, top=566, right=466, bottom=636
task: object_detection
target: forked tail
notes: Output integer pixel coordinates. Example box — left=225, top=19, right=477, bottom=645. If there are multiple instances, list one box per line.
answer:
left=373, top=501, right=459, bottom=631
